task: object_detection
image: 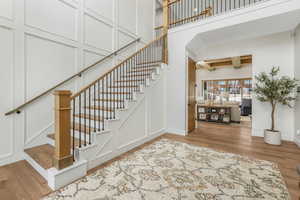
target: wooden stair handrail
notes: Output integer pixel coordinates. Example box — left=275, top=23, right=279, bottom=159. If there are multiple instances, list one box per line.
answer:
left=5, top=38, right=140, bottom=116
left=168, top=0, right=181, bottom=6
left=169, top=7, right=212, bottom=26
left=155, top=25, right=163, bottom=30
left=71, top=34, right=168, bottom=100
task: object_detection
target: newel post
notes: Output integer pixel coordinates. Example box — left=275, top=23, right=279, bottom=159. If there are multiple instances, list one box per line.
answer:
left=53, top=90, right=73, bottom=170
left=162, top=0, right=169, bottom=64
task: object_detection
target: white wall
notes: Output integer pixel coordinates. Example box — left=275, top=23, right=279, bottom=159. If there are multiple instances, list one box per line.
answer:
left=196, top=32, right=295, bottom=141
left=0, top=0, right=155, bottom=166
left=294, top=25, right=300, bottom=145
left=166, top=0, right=300, bottom=137
left=196, top=64, right=252, bottom=97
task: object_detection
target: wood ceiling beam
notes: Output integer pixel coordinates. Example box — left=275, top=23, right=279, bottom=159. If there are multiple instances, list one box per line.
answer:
left=201, top=55, right=252, bottom=68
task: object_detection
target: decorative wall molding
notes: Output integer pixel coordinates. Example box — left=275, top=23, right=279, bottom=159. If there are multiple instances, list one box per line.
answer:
left=24, top=0, right=79, bottom=41
left=24, top=122, right=54, bottom=146
left=0, top=0, right=155, bottom=166
left=0, top=0, right=15, bottom=21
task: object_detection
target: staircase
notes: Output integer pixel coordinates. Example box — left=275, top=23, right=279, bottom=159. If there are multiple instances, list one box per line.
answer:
left=21, top=34, right=168, bottom=190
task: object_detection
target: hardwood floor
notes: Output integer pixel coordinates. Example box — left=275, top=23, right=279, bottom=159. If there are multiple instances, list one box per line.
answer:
left=0, top=160, right=51, bottom=200
left=165, top=122, right=300, bottom=200
left=0, top=122, right=299, bottom=200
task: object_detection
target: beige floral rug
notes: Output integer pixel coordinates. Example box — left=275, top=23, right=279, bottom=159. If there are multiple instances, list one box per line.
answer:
left=44, top=139, right=290, bottom=200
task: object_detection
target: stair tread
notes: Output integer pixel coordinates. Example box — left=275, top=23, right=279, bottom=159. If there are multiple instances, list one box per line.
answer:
left=85, top=106, right=114, bottom=112
left=137, top=61, right=161, bottom=65
left=109, top=85, right=139, bottom=88
left=132, top=64, right=160, bottom=69
left=100, top=91, right=131, bottom=94
left=128, top=68, right=156, bottom=73
left=115, top=79, right=144, bottom=82
left=24, top=144, right=54, bottom=170
left=73, top=122, right=96, bottom=133
left=74, top=113, right=104, bottom=121
left=122, top=73, right=152, bottom=77
left=93, top=98, right=124, bottom=102
left=47, top=133, right=84, bottom=148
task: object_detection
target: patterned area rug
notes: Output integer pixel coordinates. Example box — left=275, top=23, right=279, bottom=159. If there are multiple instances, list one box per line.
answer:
left=44, top=139, right=290, bottom=200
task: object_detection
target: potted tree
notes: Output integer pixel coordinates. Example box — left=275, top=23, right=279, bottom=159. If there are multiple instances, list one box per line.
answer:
left=253, top=67, right=298, bottom=145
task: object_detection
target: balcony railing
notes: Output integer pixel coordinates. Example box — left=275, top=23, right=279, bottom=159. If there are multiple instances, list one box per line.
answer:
left=168, top=0, right=267, bottom=28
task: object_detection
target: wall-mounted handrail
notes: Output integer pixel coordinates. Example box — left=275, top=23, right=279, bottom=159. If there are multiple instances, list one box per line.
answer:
left=168, top=0, right=181, bottom=6
left=5, top=38, right=140, bottom=116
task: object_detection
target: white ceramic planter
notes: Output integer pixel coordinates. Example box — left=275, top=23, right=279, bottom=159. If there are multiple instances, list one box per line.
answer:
left=264, top=129, right=282, bottom=145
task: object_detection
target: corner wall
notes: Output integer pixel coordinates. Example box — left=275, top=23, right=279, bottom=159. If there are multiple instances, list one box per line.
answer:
left=294, top=25, right=300, bottom=145
left=166, top=0, right=300, bottom=138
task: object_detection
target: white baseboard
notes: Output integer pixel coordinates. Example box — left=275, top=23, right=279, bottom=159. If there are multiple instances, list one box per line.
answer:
left=252, top=128, right=264, bottom=138
left=166, top=128, right=186, bottom=136
left=47, top=160, right=87, bottom=190
left=252, top=128, right=295, bottom=142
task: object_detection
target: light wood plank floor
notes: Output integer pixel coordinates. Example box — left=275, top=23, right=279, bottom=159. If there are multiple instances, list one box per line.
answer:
left=0, top=122, right=299, bottom=200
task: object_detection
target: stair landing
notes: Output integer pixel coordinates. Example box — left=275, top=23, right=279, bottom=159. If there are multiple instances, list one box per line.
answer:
left=25, top=144, right=54, bottom=170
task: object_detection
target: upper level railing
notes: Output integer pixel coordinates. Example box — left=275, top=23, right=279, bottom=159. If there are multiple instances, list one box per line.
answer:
left=168, top=0, right=267, bottom=28
left=5, top=38, right=140, bottom=116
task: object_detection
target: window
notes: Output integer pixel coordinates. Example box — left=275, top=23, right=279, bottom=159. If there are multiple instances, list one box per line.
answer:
left=203, top=78, right=252, bottom=103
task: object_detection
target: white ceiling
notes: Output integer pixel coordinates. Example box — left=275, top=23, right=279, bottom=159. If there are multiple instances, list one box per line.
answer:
left=187, top=9, right=300, bottom=59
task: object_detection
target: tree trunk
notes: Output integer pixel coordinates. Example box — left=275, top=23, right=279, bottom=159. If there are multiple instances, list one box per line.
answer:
left=271, top=103, right=276, bottom=131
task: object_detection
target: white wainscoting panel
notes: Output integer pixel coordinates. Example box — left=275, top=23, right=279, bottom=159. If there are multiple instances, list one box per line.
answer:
left=25, top=0, right=78, bottom=40
left=138, top=0, right=154, bottom=43
left=0, top=27, right=14, bottom=160
left=85, top=0, right=113, bottom=22
left=117, top=98, right=147, bottom=147
left=149, top=77, right=165, bottom=134
left=118, top=0, right=137, bottom=34
left=84, top=14, right=113, bottom=51
left=0, top=0, right=13, bottom=20
left=0, top=0, right=155, bottom=166
left=25, top=34, right=76, bottom=99
left=118, top=30, right=136, bottom=59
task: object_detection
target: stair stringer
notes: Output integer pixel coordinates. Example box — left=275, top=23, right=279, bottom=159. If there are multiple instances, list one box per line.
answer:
left=76, top=64, right=167, bottom=171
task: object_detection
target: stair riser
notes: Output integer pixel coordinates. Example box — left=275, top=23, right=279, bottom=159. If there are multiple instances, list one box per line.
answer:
left=88, top=100, right=128, bottom=108
left=47, top=130, right=93, bottom=146
left=121, top=73, right=157, bottom=81
left=107, top=87, right=141, bottom=91
left=136, top=63, right=161, bottom=67
left=92, top=94, right=133, bottom=100
left=73, top=118, right=109, bottom=130
left=97, top=93, right=138, bottom=101
left=77, top=110, right=115, bottom=121
left=129, top=66, right=161, bottom=71
left=126, top=70, right=156, bottom=74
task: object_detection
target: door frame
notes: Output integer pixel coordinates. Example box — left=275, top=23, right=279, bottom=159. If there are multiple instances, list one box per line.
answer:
left=185, top=56, right=197, bottom=134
